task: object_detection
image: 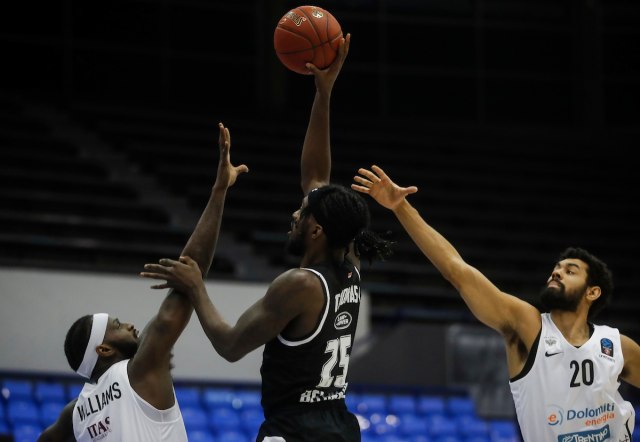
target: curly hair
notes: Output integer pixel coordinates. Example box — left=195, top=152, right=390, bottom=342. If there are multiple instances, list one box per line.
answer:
left=303, top=184, right=394, bottom=263
left=559, top=247, right=614, bottom=320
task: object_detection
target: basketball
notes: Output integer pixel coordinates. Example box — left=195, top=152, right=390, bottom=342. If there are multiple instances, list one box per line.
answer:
left=274, top=5, right=343, bottom=75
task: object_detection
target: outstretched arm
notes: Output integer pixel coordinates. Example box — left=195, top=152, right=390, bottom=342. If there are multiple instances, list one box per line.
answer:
left=300, top=34, right=350, bottom=194
left=352, top=165, right=540, bottom=342
left=141, top=258, right=321, bottom=362
left=132, top=123, right=248, bottom=408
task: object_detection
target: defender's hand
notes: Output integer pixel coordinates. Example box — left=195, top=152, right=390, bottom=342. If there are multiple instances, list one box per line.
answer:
left=352, top=165, right=418, bottom=211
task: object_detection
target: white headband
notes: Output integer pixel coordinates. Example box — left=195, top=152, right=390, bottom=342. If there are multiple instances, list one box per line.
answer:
left=76, top=313, right=109, bottom=379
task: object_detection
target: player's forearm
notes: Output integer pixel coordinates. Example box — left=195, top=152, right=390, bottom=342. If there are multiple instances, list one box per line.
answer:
left=301, top=91, right=331, bottom=193
left=190, top=286, right=239, bottom=362
left=181, top=187, right=228, bottom=278
left=393, top=199, right=465, bottom=283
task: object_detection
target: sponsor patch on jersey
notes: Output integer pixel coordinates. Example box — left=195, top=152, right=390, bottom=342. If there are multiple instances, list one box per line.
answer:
left=600, top=338, right=614, bottom=357
left=546, top=405, right=564, bottom=426
left=557, top=424, right=610, bottom=442
left=334, top=312, right=352, bottom=330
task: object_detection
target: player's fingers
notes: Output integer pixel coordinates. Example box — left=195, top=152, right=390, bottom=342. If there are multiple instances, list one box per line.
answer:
left=353, top=176, right=373, bottom=187
left=142, top=263, right=168, bottom=273
left=235, top=164, right=249, bottom=174
left=351, top=183, right=369, bottom=194
left=358, top=168, right=380, bottom=182
left=150, top=283, right=170, bottom=290
left=371, top=165, right=387, bottom=180
left=158, top=258, right=179, bottom=266
left=139, top=272, right=169, bottom=280
left=306, top=63, right=320, bottom=74
left=403, top=186, right=419, bottom=195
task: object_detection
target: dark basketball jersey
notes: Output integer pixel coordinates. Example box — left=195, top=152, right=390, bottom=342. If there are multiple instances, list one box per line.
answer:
left=260, top=260, right=361, bottom=418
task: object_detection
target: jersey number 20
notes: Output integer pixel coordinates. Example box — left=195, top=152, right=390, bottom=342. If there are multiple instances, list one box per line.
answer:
left=570, top=359, right=594, bottom=387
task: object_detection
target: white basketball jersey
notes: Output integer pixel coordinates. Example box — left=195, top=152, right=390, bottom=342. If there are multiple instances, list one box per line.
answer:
left=510, top=313, right=635, bottom=442
left=72, top=360, right=188, bottom=442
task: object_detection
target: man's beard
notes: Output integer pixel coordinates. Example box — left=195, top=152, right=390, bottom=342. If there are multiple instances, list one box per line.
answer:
left=111, top=339, right=139, bottom=360
left=539, top=282, right=584, bottom=312
left=285, top=223, right=306, bottom=257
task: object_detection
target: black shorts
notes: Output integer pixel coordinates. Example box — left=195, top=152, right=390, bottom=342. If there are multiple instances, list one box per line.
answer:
left=256, top=406, right=361, bottom=442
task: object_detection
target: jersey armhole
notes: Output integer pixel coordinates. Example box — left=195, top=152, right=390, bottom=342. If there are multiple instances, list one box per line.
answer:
left=509, top=327, right=541, bottom=382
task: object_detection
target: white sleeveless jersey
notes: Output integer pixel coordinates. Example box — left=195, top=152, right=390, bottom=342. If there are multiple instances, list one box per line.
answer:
left=72, top=360, right=188, bottom=442
left=510, top=313, right=635, bottom=442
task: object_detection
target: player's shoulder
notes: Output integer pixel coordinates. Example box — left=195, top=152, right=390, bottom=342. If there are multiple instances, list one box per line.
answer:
left=270, top=268, right=323, bottom=291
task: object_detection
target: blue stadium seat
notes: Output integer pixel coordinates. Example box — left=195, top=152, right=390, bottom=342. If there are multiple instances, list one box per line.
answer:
left=361, top=435, right=379, bottom=442
left=417, top=396, right=445, bottom=417
left=371, top=413, right=401, bottom=437
left=1, top=379, right=33, bottom=401
left=0, top=420, right=9, bottom=435
left=398, top=413, right=428, bottom=437
left=203, top=387, right=235, bottom=410
left=233, top=389, right=261, bottom=411
left=34, top=382, right=66, bottom=403
left=187, top=429, right=216, bottom=442
left=39, top=401, right=65, bottom=427
left=210, top=407, right=241, bottom=432
left=175, top=385, right=202, bottom=408
left=8, top=400, right=40, bottom=425
left=379, top=435, right=411, bottom=442
left=0, top=401, right=5, bottom=420
left=446, top=397, right=475, bottom=417
left=345, top=391, right=361, bottom=412
left=389, top=395, right=417, bottom=415
left=356, top=394, right=387, bottom=415
left=433, top=436, right=459, bottom=442
left=67, top=383, right=84, bottom=401
left=12, top=423, right=42, bottom=442
left=465, top=436, right=491, bottom=442
left=240, top=408, right=264, bottom=436
left=426, top=415, right=457, bottom=439
left=457, top=416, right=489, bottom=438
left=488, top=420, right=519, bottom=442
left=217, top=430, right=250, bottom=442
left=181, top=406, right=209, bottom=432
left=409, top=436, right=432, bottom=442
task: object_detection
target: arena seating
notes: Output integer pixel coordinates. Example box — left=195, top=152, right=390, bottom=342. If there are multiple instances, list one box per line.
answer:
left=1, top=374, right=529, bottom=442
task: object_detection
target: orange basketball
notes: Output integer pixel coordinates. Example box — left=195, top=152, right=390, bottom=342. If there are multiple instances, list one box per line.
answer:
left=274, top=5, right=343, bottom=75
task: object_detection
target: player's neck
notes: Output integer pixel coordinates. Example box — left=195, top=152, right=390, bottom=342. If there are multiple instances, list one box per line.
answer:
left=300, top=247, right=344, bottom=267
left=550, top=310, right=592, bottom=347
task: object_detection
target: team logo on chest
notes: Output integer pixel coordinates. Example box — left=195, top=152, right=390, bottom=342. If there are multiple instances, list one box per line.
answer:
left=600, top=338, right=613, bottom=357
left=334, top=312, right=352, bottom=330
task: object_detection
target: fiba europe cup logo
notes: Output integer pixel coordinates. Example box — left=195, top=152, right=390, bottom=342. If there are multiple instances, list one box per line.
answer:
left=547, top=404, right=564, bottom=426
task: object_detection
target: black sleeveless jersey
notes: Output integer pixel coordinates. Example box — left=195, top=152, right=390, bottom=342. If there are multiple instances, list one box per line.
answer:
left=260, top=260, right=361, bottom=418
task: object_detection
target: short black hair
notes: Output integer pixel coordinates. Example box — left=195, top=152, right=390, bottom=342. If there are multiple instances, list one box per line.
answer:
left=559, top=247, right=614, bottom=320
left=304, top=184, right=393, bottom=263
left=64, top=315, right=93, bottom=372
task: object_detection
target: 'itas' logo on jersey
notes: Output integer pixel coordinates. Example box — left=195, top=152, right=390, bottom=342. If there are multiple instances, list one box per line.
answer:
left=87, top=416, right=112, bottom=440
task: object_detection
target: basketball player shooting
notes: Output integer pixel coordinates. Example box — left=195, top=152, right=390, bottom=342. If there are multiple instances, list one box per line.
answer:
left=352, top=164, right=640, bottom=442
left=141, top=35, right=394, bottom=442
left=38, top=123, right=248, bottom=442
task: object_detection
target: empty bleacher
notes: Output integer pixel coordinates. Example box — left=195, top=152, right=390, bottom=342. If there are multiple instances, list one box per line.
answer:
left=0, top=374, right=527, bottom=442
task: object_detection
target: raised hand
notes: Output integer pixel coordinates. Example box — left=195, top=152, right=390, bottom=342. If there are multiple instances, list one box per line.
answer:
left=352, top=165, right=418, bottom=211
left=306, top=33, right=351, bottom=98
left=215, top=122, right=249, bottom=190
left=140, top=256, right=204, bottom=298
